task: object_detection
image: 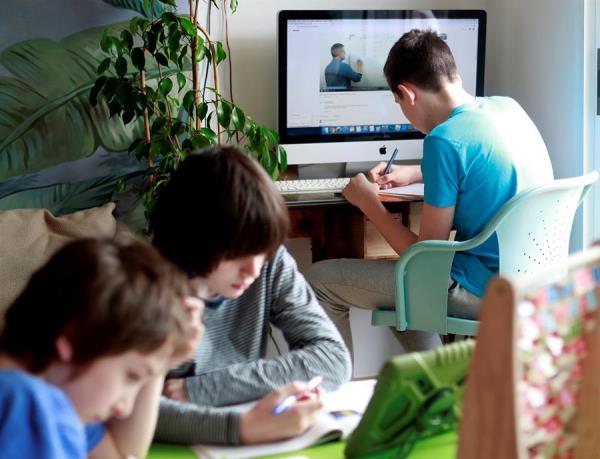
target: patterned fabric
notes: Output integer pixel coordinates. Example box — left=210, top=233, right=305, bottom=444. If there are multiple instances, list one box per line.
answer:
left=155, top=246, right=352, bottom=445
left=517, top=265, right=600, bottom=458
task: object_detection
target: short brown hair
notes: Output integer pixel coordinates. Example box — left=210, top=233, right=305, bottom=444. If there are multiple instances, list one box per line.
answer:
left=0, top=236, right=192, bottom=373
left=150, top=146, right=290, bottom=277
left=383, top=29, right=459, bottom=95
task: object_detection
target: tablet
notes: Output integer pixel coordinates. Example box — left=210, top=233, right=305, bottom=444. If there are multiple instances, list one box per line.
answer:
left=345, top=339, right=475, bottom=458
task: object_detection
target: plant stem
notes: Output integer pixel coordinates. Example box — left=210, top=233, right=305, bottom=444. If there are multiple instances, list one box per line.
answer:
left=223, top=0, right=238, bottom=143
left=194, top=12, right=222, bottom=143
left=190, top=0, right=201, bottom=132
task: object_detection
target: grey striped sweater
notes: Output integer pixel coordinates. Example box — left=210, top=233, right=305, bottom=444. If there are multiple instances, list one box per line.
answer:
left=154, top=246, right=352, bottom=445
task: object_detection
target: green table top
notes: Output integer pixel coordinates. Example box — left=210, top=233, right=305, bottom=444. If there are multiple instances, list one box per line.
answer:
left=147, top=431, right=457, bottom=459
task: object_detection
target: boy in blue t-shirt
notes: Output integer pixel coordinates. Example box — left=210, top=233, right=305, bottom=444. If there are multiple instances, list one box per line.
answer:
left=0, top=237, right=201, bottom=459
left=307, top=30, right=553, bottom=356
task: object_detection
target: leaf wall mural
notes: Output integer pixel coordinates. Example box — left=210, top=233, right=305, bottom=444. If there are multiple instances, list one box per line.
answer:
left=0, top=0, right=188, bottom=219
left=101, top=0, right=173, bottom=19
left=0, top=171, right=143, bottom=216
left=0, top=23, right=144, bottom=180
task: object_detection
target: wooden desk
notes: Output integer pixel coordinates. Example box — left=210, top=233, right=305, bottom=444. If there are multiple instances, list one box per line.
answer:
left=285, top=194, right=422, bottom=262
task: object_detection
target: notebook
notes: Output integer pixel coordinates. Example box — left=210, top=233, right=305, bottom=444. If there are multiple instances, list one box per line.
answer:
left=192, top=379, right=376, bottom=459
left=378, top=182, right=424, bottom=198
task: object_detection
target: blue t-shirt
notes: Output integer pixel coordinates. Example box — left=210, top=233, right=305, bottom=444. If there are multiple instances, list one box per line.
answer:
left=324, top=59, right=362, bottom=88
left=422, top=96, right=553, bottom=297
left=0, top=369, right=106, bottom=459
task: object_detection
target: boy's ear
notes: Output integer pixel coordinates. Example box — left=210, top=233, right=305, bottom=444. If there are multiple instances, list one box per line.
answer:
left=55, top=336, right=74, bottom=362
left=397, top=84, right=417, bottom=105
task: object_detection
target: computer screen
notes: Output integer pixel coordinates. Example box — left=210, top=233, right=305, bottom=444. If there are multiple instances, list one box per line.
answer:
left=278, top=10, right=486, bottom=165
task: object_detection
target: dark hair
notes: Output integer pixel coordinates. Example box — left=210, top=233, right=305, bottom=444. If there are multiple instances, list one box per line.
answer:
left=331, top=43, right=344, bottom=58
left=0, top=237, right=193, bottom=374
left=383, top=29, right=458, bottom=95
left=150, top=146, right=290, bottom=277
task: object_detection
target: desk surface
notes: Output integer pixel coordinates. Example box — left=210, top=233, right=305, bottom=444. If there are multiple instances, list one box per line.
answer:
left=283, top=192, right=422, bottom=208
left=148, top=431, right=457, bottom=459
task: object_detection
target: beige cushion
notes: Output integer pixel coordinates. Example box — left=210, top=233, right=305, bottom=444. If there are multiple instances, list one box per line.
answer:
left=0, top=203, right=117, bottom=316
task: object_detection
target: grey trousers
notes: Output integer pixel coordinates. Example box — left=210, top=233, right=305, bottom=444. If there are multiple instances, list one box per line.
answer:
left=305, top=258, right=481, bottom=358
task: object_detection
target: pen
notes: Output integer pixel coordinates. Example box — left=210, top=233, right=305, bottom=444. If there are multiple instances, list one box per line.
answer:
left=272, top=375, right=323, bottom=415
left=383, top=147, right=399, bottom=175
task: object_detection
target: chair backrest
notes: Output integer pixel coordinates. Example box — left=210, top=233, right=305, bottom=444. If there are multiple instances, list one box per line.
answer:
left=458, top=247, right=600, bottom=459
left=493, top=172, right=598, bottom=276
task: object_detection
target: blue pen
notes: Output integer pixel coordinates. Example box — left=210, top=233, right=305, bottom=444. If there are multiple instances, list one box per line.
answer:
left=383, top=147, right=399, bottom=175
left=272, top=376, right=323, bottom=415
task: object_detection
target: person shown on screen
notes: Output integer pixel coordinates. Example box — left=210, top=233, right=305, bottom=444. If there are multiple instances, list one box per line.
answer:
left=325, top=43, right=364, bottom=89
left=307, top=29, right=554, bottom=356
left=0, top=237, right=201, bottom=459
left=150, top=146, right=351, bottom=445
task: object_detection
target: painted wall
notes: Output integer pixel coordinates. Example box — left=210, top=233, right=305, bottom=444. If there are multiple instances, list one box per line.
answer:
left=484, top=0, right=586, bottom=249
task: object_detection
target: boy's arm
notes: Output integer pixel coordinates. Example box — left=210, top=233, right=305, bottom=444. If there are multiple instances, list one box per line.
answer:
left=89, top=375, right=164, bottom=459
left=155, top=396, right=241, bottom=444
left=182, top=247, right=351, bottom=407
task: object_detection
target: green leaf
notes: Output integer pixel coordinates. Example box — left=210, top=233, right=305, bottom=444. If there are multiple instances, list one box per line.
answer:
left=115, top=56, right=128, bottom=77
left=232, top=106, right=245, bottom=131
left=215, top=41, right=227, bottom=65
left=130, top=47, right=145, bottom=71
left=151, top=116, right=167, bottom=134
left=121, top=30, right=134, bottom=50
left=216, top=100, right=232, bottom=128
left=179, top=18, right=197, bottom=37
left=115, top=178, right=127, bottom=193
left=162, top=12, right=178, bottom=24
left=196, top=102, right=208, bottom=121
left=182, top=90, right=195, bottom=115
left=97, top=57, right=112, bottom=75
left=155, top=52, right=169, bottom=66
left=176, top=72, right=186, bottom=91
left=158, top=77, right=173, bottom=96
left=151, top=138, right=173, bottom=156
left=279, top=146, right=288, bottom=171
left=168, top=30, right=182, bottom=57
left=194, top=44, right=207, bottom=64
left=230, top=0, right=239, bottom=12
left=198, top=128, right=217, bottom=144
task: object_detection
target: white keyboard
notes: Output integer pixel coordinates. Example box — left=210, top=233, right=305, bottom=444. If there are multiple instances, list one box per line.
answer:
left=274, top=178, right=351, bottom=195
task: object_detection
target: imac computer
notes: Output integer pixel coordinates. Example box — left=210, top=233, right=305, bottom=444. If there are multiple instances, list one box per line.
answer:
left=277, top=10, right=486, bottom=167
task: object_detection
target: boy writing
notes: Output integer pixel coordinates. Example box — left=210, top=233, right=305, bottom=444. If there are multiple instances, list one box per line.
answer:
left=0, top=237, right=200, bottom=459
left=307, top=30, right=554, bottom=355
left=151, top=146, right=351, bottom=445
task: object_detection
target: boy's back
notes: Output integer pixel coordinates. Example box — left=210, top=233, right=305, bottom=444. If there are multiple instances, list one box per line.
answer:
left=423, top=96, right=554, bottom=296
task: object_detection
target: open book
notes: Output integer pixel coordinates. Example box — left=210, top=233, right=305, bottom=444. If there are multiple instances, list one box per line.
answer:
left=377, top=182, right=424, bottom=198
left=192, top=379, right=376, bottom=459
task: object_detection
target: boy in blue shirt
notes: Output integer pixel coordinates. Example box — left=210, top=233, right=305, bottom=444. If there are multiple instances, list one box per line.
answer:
left=0, top=237, right=201, bottom=459
left=307, top=30, right=553, bottom=356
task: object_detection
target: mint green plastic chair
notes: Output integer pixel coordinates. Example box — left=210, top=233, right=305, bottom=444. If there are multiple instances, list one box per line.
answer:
left=371, top=172, right=599, bottom=337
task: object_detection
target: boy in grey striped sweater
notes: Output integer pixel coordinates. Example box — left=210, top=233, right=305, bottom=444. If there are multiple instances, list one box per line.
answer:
left=150, top=146, right=352, bottom=445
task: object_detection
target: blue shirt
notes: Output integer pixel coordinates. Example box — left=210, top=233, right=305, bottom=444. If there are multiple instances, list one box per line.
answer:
left=324, top=59, right=362, bottom=88
left=0, top=369, right=106, bottom=459
left=422, top=96, right=553, bottom=297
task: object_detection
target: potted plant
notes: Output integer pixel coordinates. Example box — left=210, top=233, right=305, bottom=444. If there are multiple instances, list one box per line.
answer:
left=90, top=0, right=286, bottom=223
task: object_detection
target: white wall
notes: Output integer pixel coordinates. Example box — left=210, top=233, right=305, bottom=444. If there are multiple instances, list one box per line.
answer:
left=484, top=0, right=587, bottom=249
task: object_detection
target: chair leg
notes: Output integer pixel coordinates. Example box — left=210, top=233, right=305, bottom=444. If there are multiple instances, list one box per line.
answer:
left=442, top=334, right=456, bottom=344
